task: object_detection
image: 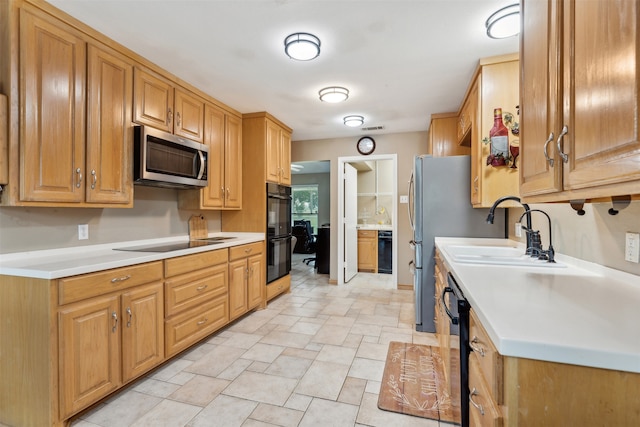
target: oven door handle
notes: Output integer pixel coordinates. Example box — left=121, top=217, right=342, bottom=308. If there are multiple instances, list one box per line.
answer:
left=441, top=286, right=459, bottom=325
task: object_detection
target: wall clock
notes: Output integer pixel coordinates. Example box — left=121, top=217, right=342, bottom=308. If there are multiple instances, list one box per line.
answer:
left=357, top=136, right=376, bottom=155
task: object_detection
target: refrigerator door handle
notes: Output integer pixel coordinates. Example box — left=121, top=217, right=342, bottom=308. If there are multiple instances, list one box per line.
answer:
left=414, top=266, right=422, bottom=325
left=407, top=172, right=415, bottom=230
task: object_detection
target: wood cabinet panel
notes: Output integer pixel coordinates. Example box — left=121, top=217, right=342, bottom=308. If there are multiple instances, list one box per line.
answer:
left=247, top=253, right=265, bottom=310
left=468, top=356, right=503, bottom=427
left=164, top=249, right=227, bottom=278
left=428, top=113, right=469, bottom=157
left=225, top=113, right=243, bottom=208
left=228, top=258, right=248, bottom=320
left=20, top=8, right=86, bottom=203
left=86, top=43, right=133, bottom=205
left=58, top=295, right=121, bottom=418
left=133, top=68, right=174, bottom=132
left=58, top=261, right=163, bottom=305
left=266, top=274, right=290, bottom=301
left=470, top=309, right=503, bottom=403
left=357, top=230, right=378, bottom=272
left=164, top=295, right=229, bottom=357
left=174, top=88, right=204, bottom=142
left=165, top=264, right=228, bottom=317
left=229, top=241, right=263, bottom=261
left=121, top=283, right=164, bottom=383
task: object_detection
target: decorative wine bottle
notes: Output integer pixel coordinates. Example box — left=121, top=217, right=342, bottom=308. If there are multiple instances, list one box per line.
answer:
left=489, top=108, right=509, bottom=165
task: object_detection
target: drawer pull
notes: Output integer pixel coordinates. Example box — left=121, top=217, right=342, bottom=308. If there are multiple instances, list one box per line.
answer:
left=126, top=307, right=132, bottom=328
left=470, top=336, right=486, bottom=357
left=197, top=318, right=208, bottom=326
left=244, top=248, right=253, bottom=254
left=112, top=312, right=118, bottom=333
left=469, top=387, right=485, bottom=416
left=196, top=285, right=208, bottom=291
left=111, top=275, right=131, bottom=283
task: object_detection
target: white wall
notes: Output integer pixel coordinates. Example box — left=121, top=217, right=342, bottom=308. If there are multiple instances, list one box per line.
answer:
left=0, top=186, right=222, bottom=254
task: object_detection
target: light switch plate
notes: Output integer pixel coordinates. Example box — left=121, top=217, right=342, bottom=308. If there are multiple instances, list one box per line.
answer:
left=625, top=232, right=639, bottom=263
left=515, top=222, right=522, bottom=238
left=78, top=224, right=89, bottom=240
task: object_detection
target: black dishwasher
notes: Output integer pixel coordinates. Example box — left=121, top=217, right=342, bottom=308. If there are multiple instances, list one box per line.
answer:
left=377, top=230, right=392, bottom=274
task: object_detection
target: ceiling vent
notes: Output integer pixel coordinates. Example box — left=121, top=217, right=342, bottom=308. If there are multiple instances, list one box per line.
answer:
left=361, top=125, right=385, bottom=131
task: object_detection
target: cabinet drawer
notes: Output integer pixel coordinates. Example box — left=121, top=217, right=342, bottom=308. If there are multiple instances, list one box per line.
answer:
left=470, top=309, right=503, bottom=402
left=266, top=275, right=290, bottom=301
left=164, top=249, right=227, bottom=278
left=165, top=263, right=228, bottom=317
left=229, top=242, right=263, bottom=261
left=469, top=356, right=502, bottom=427
left=58, top=261, right=163, bottom=305
left=357, top=229, right=377, bottom=238
left=164, top=295, right=228, bottom=357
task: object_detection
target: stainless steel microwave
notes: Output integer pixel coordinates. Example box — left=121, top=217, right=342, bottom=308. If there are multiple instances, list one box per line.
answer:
left=134, top=126, right=209, bottom=189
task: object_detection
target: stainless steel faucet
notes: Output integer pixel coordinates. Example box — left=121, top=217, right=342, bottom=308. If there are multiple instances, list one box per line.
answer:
left=486, top=195, right=536, bottom=256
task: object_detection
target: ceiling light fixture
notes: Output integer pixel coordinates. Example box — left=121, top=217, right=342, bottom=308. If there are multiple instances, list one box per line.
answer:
left=485, top=4, right=520, bottom=39
left=319, top=86, right=349, bottom=103
left=343, top=115, right=364, bottom=127
left=284, top=32, right=321, bottom=61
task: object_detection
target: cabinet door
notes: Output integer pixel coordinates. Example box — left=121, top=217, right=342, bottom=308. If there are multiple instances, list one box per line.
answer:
left=520, top=0, right=563, bottom=197
left=279, top=129, right=292, bottom=185
left=202, top=104, right=226, bottom=208
left=561, top=0, right=640, bottom=193
left=59, top=295, right=120, bottom=418
left=174, top=88, right=204, bottom=142
left=121, top=283, right=164, bottom=383
left=228, top=258, right=248, bottom=320
left=133, top=68, right=174, bottom=132
left=20, top=9, right=86, bottom=202
left=247, top=253, right=264, bottom=310
left=357, top=233, right=377, bottom=272
left=86, top=44, right=133, bottom=205
left=224, top=114, right=243, bottom=208
left=265, top=120, right=281, bottom=183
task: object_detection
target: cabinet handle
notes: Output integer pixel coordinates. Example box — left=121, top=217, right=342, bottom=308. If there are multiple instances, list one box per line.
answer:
left=221, top=187, right=225, bottom=197
left=556, top=125, right=569, bottom=163
left=244, top=248, right=253, bottom=254
left=126, top=307, right=132, bottom=328
left=470, top=336, right=486, bottom=357
left=75, top=168, right=82, bottom=188
left=112, top=312, right=118, bottom=333
left=469, top=387, right=485, bottom=416
left=196, top=284, right=208, bottom=291
left=176, top=111, right=181, bottom=127
left=473, top=176, right=479, bottom=194
left=111, top=275, right=131, bottom=283
left=167, top=108, right=173, bottom=125
left=543, top=132, right=555, bottom=167
left=197, top=318, right=208, bottom=326
left=90, top=169, right=97, bottom=189
left=226, top=188, right=230, bottom=199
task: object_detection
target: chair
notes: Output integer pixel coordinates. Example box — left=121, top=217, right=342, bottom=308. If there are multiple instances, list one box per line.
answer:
left=292, top=220, right=316, bottom=265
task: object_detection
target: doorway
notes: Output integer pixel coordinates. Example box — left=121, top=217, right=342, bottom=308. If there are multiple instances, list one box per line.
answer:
left=337, top=154, right=398, bottom=288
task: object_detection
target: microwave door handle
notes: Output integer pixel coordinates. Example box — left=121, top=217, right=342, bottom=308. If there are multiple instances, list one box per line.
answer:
left=196, top=150, right=205, bottom=179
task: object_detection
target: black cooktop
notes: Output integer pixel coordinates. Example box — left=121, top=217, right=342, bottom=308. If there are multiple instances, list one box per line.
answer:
left=114, top=238, right=234, bottom=253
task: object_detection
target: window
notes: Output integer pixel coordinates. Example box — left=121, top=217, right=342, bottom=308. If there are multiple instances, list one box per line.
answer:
left=292, top=184, right=318, bottom=232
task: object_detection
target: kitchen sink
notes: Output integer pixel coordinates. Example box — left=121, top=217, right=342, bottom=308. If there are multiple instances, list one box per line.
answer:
left=443, top=245, right=565, bottom=268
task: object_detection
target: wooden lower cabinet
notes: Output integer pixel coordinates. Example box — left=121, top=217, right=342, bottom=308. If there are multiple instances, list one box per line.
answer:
left=229, top=242, right=265, bottom=320
left=357, top=229, right=378, bottom=272
left=58, top=278, right=164, bottom=419
left=266, top=274, right=291, bottom=302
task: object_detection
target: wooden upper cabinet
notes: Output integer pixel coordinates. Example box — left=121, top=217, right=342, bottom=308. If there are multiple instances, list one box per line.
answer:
left=520, top=0, right=640, bottom=201
left=266, top=118, right=291, bottom=185
left=178, top=104, right=242, bottom=210
left=134, top=68, right=204, bottom=142
left=428, top=113, right=470, bottom=157
left=20, top=8, right=86, bottom=203
left=86, top=44, right=133, bottom=205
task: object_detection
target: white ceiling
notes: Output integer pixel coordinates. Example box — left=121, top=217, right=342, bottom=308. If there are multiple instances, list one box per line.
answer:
left=48, top=0, right=519, bottom=142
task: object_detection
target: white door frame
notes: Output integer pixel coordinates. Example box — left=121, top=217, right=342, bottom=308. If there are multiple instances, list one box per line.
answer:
left=337, top=154, right=398, bottom=286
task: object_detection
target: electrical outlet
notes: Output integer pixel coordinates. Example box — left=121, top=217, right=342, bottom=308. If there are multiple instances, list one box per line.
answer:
left=400, top=195, right=409, bottom=204
left=515, top=222, right=522, bottom=238
left=625, top=232, right=640, bottom=263
left=78, top=224, right=89, bottom=240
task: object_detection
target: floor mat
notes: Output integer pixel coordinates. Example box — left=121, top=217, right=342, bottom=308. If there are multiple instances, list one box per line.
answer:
left=377, top=341, right=461, bottom=424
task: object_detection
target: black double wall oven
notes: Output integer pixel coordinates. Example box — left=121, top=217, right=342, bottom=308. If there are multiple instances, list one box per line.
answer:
left=266, top=183, right=292, bottom=283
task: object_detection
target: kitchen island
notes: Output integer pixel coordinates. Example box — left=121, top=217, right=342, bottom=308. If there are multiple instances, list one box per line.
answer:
left=435, top=237, right=640, bottom=426
left=0, top=233, right=266, bottom=427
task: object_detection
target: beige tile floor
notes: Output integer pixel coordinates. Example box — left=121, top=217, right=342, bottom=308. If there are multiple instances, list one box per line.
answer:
left=69, top=254, right=442, bottom=427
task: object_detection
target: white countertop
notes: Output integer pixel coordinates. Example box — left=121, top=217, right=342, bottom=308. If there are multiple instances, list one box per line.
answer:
left=0, top=233, right=264, bottom=279
left=435, top=237, right=640, bottom=374
left=357, top=224, right=393, bottom=231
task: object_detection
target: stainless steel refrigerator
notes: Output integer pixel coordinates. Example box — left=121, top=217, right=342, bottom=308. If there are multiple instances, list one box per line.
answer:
left=409, top=155, right=505, bottom=333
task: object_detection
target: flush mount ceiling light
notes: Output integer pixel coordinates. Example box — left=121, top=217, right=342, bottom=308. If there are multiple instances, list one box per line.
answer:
left=319, top=86, right=349, bottom=103
left=343, top=115, right=364, bottom=127
left=485, top=3, right=520, bottom=39
left=284, top=32, right=321, bottom=61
